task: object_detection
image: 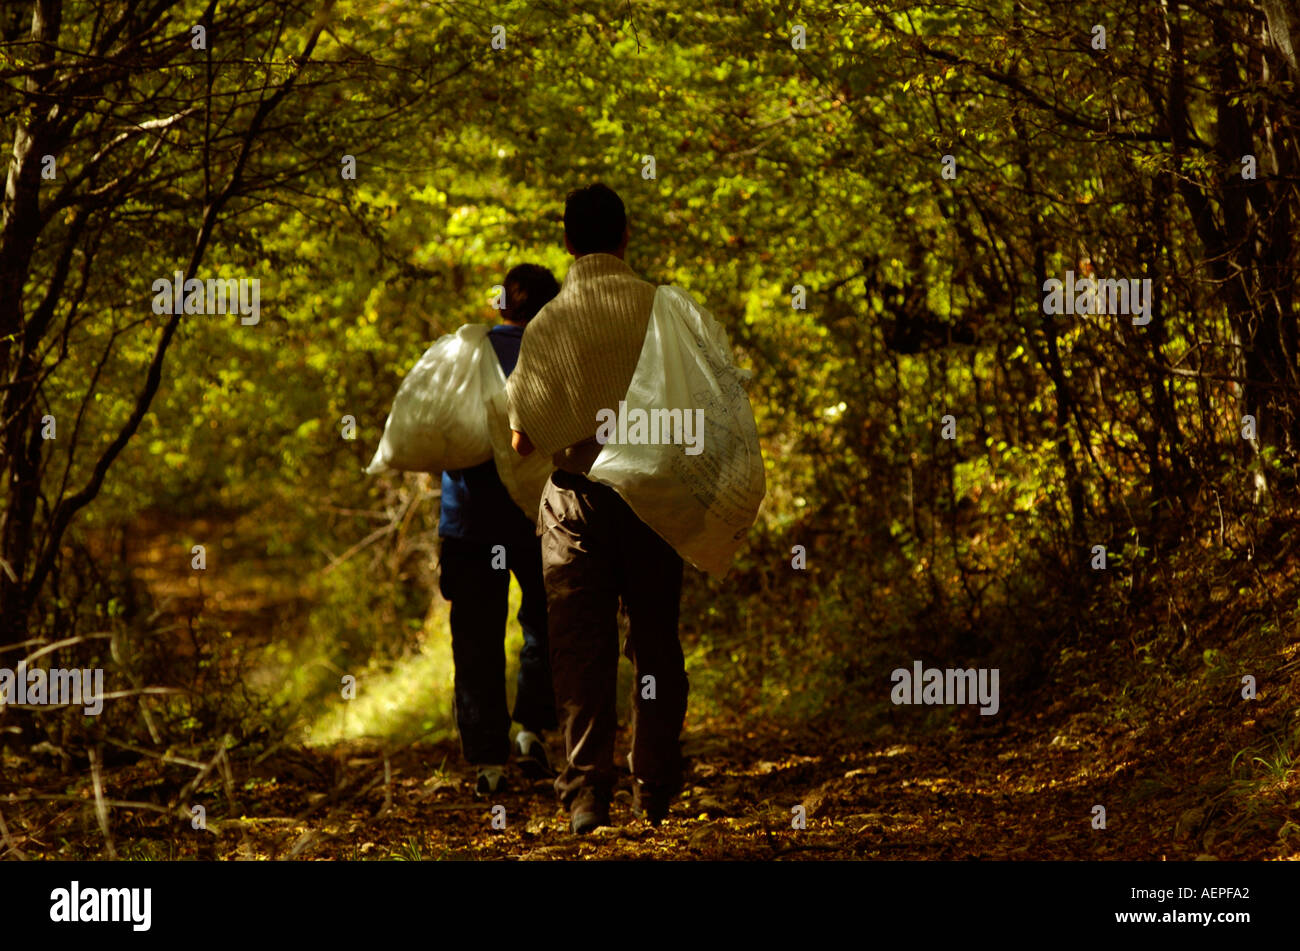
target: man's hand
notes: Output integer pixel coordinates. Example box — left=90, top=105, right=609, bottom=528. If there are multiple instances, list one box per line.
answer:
left=512, top=429, right=535, bottom=456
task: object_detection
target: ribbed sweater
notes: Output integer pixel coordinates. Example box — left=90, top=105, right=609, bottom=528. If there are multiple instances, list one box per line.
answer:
left=506, top=253, right=656, bottom=466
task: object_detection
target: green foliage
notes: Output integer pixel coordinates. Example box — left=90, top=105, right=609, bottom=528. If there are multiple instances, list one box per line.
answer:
left=3, top=1, right=1297, bottom=769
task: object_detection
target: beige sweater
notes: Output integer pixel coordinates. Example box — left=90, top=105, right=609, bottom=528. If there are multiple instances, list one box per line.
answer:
left=506, top=253, right=656, bottom=469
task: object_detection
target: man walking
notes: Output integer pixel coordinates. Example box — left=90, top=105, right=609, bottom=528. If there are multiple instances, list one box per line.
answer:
left=507, top=184, right=688, bottom=833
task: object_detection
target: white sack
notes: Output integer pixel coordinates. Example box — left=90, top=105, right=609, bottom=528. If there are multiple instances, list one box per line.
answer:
left=484, top=353, right=554, bottom=520
left=367, top=323, right=552, bottom=521
left=587, top=285, right=765, bottom=576
left=366, top=324, right=495, bottom=475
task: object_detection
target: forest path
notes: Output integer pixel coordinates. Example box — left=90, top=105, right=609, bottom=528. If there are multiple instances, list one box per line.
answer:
left=178, top=716, right=1241, bottom=860
left=32, top=515, right=1280, bottom=862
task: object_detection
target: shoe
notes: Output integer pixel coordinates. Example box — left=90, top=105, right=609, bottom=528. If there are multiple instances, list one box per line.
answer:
left=475, top=765, right=507, bottom=798
left=570, top=788, right=611, bottom=835
left=632, top=779, right=674, bottom=826
left=515, top=730, right=556, bottom=780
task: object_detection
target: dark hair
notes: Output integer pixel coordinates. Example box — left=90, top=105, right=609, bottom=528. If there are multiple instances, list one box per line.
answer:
left=563, top=183, right=627, bottom=255
left=503, top=263, right=560, bottom=323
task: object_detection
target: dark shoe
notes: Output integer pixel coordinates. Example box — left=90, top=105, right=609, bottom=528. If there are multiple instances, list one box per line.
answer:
left=570, top=788, right=611, bottom=835
left=515, top=730, right=556, bottom=780
left=632, top=779, right=674, bottom=826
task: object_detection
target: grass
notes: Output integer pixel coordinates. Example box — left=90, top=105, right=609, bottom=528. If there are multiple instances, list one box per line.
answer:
left=300, top=575, right=526, bottom=747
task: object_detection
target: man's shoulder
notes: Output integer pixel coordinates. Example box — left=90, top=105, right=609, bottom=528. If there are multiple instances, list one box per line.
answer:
left=521, top=263, right=658, bottom=338
left=522, top=298, right=565, bottom=338
left=612, top=268, right=657, bottom=293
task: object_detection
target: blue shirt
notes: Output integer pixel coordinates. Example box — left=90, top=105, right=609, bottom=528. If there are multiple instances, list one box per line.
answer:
left=438, top=324, right=532, bottom=541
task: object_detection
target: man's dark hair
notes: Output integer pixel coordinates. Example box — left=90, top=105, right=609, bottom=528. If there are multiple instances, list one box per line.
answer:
left=564, top=183, right=627, bottom=255
left=503, top=263, right=560, bottom=323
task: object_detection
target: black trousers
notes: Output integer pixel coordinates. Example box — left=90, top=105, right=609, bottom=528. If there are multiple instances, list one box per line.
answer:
left=539, top=470, right=686, bottom=808
left=438, top=533, right=557, bottom=765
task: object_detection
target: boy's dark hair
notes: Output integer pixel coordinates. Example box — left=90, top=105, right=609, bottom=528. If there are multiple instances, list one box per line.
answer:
left=563, top=183, right=627, bottom=255
left=504, top=263, right=560, bottom=323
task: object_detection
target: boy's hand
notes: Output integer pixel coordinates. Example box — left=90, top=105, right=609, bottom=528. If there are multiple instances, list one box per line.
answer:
left=512, top=430, right=534, bottom=456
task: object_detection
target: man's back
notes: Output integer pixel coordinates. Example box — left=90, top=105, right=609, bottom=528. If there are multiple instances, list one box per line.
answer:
left=507, top=252, right=655, bottom=471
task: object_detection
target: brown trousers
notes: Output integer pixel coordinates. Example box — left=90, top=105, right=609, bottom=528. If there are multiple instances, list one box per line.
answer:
left=539, top=469, right=686, bottom=807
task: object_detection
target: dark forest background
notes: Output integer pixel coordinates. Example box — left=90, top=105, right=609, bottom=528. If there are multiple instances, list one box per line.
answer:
left=1, top=1, right=1297, bottom=860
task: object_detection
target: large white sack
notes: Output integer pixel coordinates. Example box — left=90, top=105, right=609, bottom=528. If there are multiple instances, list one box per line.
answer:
left=587, top=285, right=765, bottom=576
left=366, top=324, right=495, bottom=475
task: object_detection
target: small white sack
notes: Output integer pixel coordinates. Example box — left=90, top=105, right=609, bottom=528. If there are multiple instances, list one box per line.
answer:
left=368, top=324, right=553, bottom=521
left=366, top=324, right=495, bottom=475
left=587, top=285, right=765, bottom=576
left=484, top=354, right=554, bottom=521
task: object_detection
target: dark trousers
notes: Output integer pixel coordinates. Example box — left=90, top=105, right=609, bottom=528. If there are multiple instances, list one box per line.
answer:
left=438, top=533, right=557, bottom=765
left=540, top=470, right=686, bottom=808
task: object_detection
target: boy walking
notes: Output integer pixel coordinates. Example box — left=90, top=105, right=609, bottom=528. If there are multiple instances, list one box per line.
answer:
left=438, top=264, right=561, bottom=796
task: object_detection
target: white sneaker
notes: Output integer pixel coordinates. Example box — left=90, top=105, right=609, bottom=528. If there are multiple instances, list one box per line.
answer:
left=475, top=765, right=507, bottom=797
left=516, top=730, right=556, bottom=779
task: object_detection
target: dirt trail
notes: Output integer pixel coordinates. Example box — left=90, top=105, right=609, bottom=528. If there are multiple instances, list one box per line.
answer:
left=18, top=519, right=1285, bottom=861
left=121, top=712, right=1272, bottom=861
